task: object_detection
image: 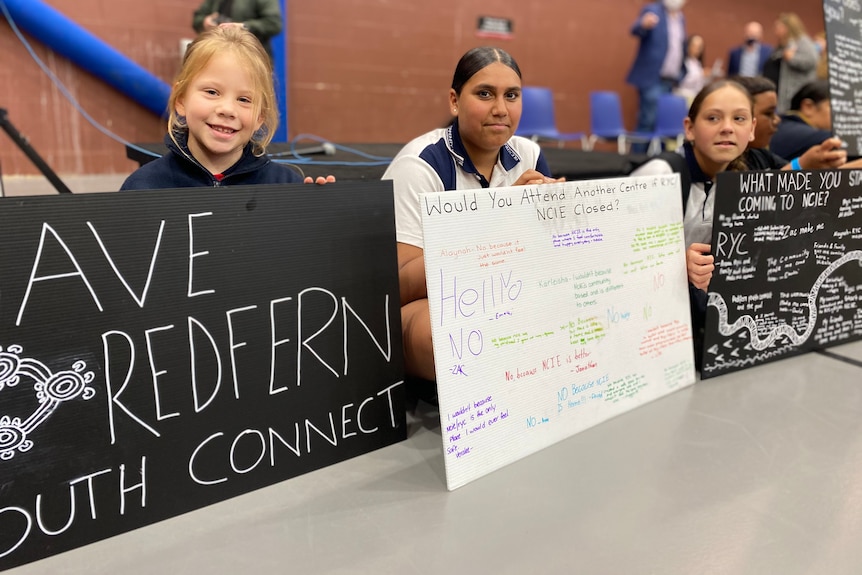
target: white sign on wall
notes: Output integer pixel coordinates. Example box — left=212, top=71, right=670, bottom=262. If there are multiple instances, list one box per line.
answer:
left=421, top=175, right=696, bottom=490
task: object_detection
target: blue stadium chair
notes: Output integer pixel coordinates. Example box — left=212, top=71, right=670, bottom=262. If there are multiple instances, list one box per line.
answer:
left=647, top=93, right=689, bottom=155
left=585, top=90, right=653, bottom=154
left=515, top=86, right=585, bottom=148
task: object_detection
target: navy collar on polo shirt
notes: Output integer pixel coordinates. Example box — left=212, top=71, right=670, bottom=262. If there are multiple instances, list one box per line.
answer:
left=446, top=121, right=521, bottom=185
left=682, top=141, right=714, bottom=193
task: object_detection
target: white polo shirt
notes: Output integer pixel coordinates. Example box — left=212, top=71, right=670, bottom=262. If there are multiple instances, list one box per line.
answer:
left=383, top=122, right=549, bottom=248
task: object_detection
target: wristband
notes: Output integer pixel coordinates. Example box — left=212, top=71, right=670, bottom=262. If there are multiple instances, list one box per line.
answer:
left=790, top=157, right=801, bottom=170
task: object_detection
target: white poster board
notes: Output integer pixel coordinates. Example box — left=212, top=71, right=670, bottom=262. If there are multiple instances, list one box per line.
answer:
left=421, top=175, right=696, bottom=490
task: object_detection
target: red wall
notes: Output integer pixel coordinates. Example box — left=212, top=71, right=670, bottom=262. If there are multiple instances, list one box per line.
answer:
left=0, top=0, right=825, bottom=176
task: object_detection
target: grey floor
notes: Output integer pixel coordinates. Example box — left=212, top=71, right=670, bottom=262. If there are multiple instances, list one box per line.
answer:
left=6, top=341, right=862, bottom=574
left=6, top=177, right=862, bottom=574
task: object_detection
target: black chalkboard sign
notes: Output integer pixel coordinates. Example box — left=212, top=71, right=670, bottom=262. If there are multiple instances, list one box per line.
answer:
left=0, top=183, right=406, bottom=570
left=825, top=0, right=862, bottom=157
left=701, top=169, right=862, bottom=378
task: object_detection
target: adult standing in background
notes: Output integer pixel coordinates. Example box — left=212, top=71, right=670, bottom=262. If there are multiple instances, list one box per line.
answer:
left=727, top=22, right=772, bottom=77
left=626, top=0, right=687, bottom=150
left=771, top=12, right=818, bottom=113
left=193, top=0, right=283, bottom=59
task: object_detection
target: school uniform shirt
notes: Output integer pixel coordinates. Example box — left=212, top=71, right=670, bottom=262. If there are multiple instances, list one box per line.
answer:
left=745, top=148, right=789, bottom=170
left=120, top=132, right=303, bottom=190
left=383, top=121, right=551, bottom=249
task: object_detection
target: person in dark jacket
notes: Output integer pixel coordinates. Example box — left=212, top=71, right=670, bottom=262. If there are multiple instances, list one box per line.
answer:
left=732, top=76, right=847, bottom=171
left=770, top=80, right=835, bottom=162
left=121, top=130, right=303, bottom=190
left=193, top=0, right=282, bottom=58
left=625, top=0, right=687, bottom=149
left=726, top=22, right=772, bottom=77
left=122, top=26, right=331, bottom=191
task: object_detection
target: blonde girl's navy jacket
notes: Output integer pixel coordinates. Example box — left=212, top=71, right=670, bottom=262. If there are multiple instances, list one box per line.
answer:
left=120, top=133, right=303, bottom=191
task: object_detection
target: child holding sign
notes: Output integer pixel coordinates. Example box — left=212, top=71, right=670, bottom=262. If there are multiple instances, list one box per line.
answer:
left=121, top=26, right=333, bottom=190
left=634, top=80, right=758, bottom=289
left=384, top=46, right=564, bottom=385
left=631, top=80, right=757, bottom=362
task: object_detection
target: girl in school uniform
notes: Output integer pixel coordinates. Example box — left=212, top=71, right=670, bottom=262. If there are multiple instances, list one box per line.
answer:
left=383, top=46, right=564, bottom=386
left=633, top=80, right=756, bottom=293
left=630, top=79, right=757, bottom=363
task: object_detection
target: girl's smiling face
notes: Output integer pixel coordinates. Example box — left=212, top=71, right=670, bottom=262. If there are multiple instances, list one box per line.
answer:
left=684, top=84, right=756, bottom=178
left=175, top=50, right=263, bottom=175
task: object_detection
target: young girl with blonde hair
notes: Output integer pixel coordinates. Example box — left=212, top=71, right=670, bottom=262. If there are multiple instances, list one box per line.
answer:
left=122, top=26, right=331, bottom=190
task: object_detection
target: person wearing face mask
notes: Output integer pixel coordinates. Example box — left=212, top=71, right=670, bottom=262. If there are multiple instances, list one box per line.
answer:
left=625, top=0, right=688, bottom=152
left=727, top=22, right=773, bottom=78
